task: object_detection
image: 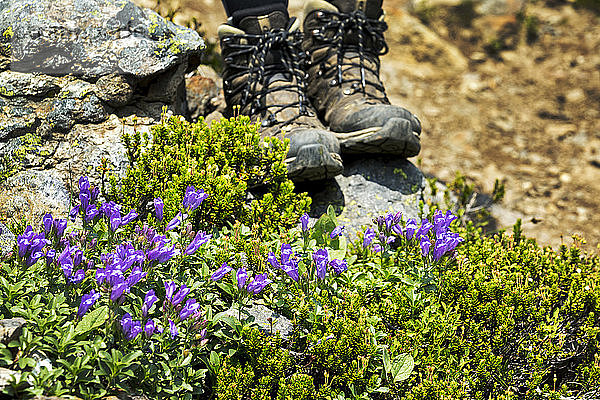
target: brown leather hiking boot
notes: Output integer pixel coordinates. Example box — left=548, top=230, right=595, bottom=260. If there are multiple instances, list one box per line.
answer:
left=303, top=0, right=422, bottom=157
left=218, top=9, right=343, bottom=182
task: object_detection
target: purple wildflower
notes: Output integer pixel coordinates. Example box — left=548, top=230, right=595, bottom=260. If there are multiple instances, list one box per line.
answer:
left=70, top=269, right=85, bottom=284
left=246, top=273, right=272, bottom=294
left=329, top=259, right=348, bottom=275
left=42, top=213, right=53, bottom=235
left=69, top=205, right=80, bottom=222
left=96, top=268, right=107, bottom=286
left=330, top=225, right=345, bottom=239
left=237, top=267, right=248, bottom=289
left=404, top=219, right=418, bottom=240
left=144, top=319, right=157, bottom=338
left=171, top=284, right=190, bottom=306
left=182, top=186, right=208, bottom=212
left=53, top=219, right=67, bottom=240
left=121, top=313, right=141, bottom=341
left=185, top=231, right=212, bottom=255
left=211, top=262, right=232, bottom=281
left=77, top=290, right=100, bottom=318
left=121, top=209, right=138, bottom=226
left=142, top=289, right=158, bottom=317
left=154, top=198, right=164, bottom=221
left=169, top=319, right=178, bottom=338
left=85, top=205, right=99, bottom=223
left=313, top=249, right=328, bottom=280
left=267, top=252, right=279, bottom=269
left=180, top=298, right=201, bottom=320
left=166, top=212, right=187, bottom=231
left=126, top=265, right=147, bottom=288
left=373, top=244, right=382, bottom=253
left=300, top=213, right=310, bottom=232
left=419, top=236, right=432, bottom=256
left=363, top=228, right=375, bottom=248
left=110, top=282, right=128, bottom=302
left=164, top=281, right=177, bottom=302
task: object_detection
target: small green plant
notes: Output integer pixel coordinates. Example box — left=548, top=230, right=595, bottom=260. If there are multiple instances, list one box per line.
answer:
left=107, top=114, right=310, bottom=236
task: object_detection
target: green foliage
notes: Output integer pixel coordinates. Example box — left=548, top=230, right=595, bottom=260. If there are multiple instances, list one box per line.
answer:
left=277, top=373, right=316, bottom=400
left=107, top=114, right=310, bottom=235
left=2, top=169, right=600, bottom=399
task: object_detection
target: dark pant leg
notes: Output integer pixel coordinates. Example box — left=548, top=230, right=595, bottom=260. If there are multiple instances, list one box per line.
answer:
left=221, top=0, right=288, bottom=17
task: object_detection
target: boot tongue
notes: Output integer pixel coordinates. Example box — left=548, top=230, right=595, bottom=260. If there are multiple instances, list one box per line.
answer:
left=237, top=10, right=289, bottom=34
left=327, top=0, right=383, bottom=19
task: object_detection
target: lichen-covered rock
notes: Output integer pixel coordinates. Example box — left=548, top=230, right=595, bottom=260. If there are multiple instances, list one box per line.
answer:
left=0, top=0, right=204, bottom=226
left=0, top=221, right=15, bottom=258
left=0, top=0, right=204, bottom=79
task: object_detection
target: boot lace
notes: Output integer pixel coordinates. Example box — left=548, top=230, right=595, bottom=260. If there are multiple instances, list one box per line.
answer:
left=222, top=20, right=312, bottom=128
left=310, top=9, right=389, bottom=100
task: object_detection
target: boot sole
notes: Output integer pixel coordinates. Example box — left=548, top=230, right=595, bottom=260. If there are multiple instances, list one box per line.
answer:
left=333, top=118, right=421, bottom=157
left=286, top=144, right=343, bottom=182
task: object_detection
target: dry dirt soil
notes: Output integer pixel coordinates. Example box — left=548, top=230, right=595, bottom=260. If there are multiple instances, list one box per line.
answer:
left=135, top=0, right=600, bottom=250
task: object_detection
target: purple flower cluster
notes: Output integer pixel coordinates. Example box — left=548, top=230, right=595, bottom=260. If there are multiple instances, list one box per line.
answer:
left=56, top=244, right=87, bottom=284
left=99, top=201, right=138, bottom=232
left=312, top=248, right=347, bottom=279
left=17, top=226, right=49, bottom=267
left=96, top=242, right=147, bottom=302
left=400, top=210, right=463, bottom=261
left=182, top=186, right=208, bottom=212
left=268, top=244, right=299, bottom=282
left=211, top=263, right=271, bottom=295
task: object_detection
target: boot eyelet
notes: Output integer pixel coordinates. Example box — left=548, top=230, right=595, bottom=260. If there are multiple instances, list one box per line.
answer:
left=343, top=88, right=352, bottom=95
left=329, top=79, right=338, bottom=86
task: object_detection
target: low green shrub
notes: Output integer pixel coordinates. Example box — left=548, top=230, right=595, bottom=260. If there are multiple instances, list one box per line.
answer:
left=1, top=170, right=599, bottom=399
left=107, top=114, right=310, bottom=235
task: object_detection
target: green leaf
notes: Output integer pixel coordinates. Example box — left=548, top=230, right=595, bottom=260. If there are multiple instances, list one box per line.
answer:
left=382, top=346, right=391, bottom=374
left=326, top=205, right=338, bottom=225
left=209, top=351, right=220, bottom=369
left=122, top=350, right=143, bottom=364
left=75, top=306, right=109, bottom=336
left=391, top=353, right=414, bottom=383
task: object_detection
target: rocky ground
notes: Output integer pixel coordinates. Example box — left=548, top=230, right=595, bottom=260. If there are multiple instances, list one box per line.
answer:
left=136, top=0, right=600, bottom=250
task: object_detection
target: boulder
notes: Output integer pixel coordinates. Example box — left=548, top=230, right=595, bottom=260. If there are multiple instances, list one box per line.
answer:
left=306, top=156, right=445, bottom=237
left=0, top=0, right=204, bottom=226
left=0, top=0, right=204, bottom=79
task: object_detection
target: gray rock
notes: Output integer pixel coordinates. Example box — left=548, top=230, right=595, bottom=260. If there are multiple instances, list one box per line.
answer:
left=225, top=304, right=294, bottom=340
left=0, top=221, right=15, bottom=258
left=95, top=74, right=134, bottom=107
left=0, top=317, right=26, bottom=344
left=0, top=0, right=204, bottom=79
left=0, top=0, right=204, bottom=224
left=0, top=71, right=59, bottom=97
left=0, top=169, right=72, bottom=224
left=0, top=367, right=21, bottom=391
left=307, top=156, right=445, bottom=237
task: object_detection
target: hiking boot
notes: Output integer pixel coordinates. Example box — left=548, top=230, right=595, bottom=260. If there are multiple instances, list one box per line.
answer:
left=218, top=6, right=343, bottom=182
left=303, top=0, right=422, bottom=156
